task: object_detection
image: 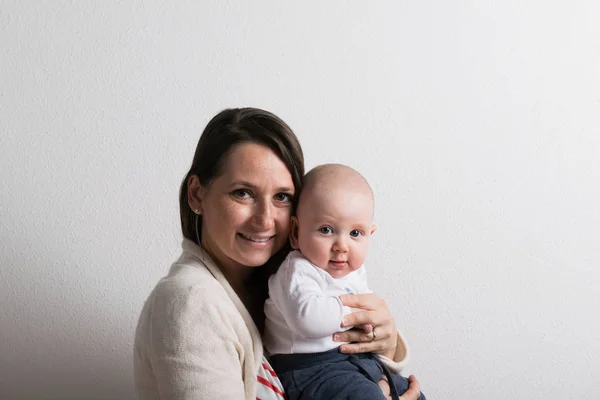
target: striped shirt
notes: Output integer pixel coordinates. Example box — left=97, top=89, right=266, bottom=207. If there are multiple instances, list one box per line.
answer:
left=256, top=357, right=286, bottom=400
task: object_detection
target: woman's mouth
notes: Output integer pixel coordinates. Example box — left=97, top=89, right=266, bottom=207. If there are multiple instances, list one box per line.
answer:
left=238, top=233, right=273, bottom=243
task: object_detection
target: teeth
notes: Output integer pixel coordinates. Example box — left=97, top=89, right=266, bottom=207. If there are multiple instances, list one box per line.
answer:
left=240, top=233, right=270, bottom=242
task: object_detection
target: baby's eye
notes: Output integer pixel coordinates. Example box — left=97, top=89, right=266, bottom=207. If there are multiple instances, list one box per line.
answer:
left=273, top=192, right=292, bottom=203
left=350, top=230, right=362, bottom=238
left=231, top=189, right=252, bottom=199
left=319, top=226, right=333, bottom=235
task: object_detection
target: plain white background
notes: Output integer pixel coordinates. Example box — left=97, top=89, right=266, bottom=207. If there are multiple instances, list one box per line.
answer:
left=1, top=1, right=599, bottom=399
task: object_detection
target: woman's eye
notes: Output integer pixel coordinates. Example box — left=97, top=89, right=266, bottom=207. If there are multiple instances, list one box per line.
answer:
left=274, top=192, right=292, bottom=202
left=231, top=189, right=251, bottom=198
left=319, top=226, right=333, bottom=234
left=350, top=230, right=362, bottom=238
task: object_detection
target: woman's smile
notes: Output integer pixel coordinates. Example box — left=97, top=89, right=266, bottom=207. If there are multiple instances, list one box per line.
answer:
left=238, top=232, right=275, bottom=246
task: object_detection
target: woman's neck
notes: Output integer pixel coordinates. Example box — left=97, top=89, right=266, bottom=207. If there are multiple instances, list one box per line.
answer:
left=222, top=266, right=265, bottom=333
left=198, top=239, right=265, bottom=332
left=221, top=267, right=252, bottom=298
left=200, top=239, right=251, bottom=290
left=199, top=240, right=256, bottom=301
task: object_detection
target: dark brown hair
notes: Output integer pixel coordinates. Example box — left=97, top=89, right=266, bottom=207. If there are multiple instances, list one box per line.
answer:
left=179, top=107, right=305, bottom=270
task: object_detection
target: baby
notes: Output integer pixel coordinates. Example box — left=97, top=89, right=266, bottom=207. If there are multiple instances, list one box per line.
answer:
left=264, top=164, right=424, bottom=400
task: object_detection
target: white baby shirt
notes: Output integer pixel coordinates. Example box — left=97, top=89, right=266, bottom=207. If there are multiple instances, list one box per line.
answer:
left=264, top=250, right=371, bottom=355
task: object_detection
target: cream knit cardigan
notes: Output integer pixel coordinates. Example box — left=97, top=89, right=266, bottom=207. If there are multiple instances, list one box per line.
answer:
left=134, top=239, right=263, bottom=399
left=134, top=239, right=410, bottom=399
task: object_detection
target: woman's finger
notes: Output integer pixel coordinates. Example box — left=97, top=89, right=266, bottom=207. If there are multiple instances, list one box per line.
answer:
left=399, top=375, right=421, bottom=400
left=342, top=309, right=387, bottom=327
left=339, top=340, right=387, bottom=354
left=340, top=293, right=388, bottom=311
left=338, top=325, right=394, bottom=354
left=334, top=325, right=392, bottom=344
left=334, top=328, right=379, bottom=345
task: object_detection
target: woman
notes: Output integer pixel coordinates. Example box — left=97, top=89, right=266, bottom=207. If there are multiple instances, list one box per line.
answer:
left=133, top=107, right=421, bottom=399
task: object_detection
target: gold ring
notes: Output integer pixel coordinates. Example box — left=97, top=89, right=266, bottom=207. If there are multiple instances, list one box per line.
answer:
left=371, top=326, right=377, bottom=342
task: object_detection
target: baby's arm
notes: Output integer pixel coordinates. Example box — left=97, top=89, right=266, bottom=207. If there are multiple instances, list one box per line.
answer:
left=268, top=258, right=353, bottom=338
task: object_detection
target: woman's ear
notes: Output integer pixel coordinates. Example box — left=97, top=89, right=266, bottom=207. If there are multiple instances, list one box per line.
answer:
left=289, top=216, right=300, bottom=249
left=187, top=175, right=204, bottom=215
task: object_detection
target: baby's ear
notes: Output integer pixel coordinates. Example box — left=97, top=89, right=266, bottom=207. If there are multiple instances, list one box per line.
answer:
left=370, top=224, right=377, bottom=236
left=289, top=216, right=300, bottom=249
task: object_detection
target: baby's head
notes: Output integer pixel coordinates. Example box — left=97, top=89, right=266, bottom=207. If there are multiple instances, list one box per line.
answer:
left=290, top=164, right=376, bottom=278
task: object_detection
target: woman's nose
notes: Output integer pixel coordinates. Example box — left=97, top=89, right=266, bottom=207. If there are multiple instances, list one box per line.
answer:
left=252, top=200, right=275, bottom=230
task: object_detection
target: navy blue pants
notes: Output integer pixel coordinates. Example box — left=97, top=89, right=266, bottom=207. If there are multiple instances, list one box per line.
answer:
left=270, top=348, right=425, bottom=400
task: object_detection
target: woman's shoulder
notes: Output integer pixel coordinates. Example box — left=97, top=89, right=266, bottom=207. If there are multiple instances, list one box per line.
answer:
left=154, top=264, right=215, bottom=298
left=148, top=243, right=229, bottom=307
left=138, top=240, right=254, bottom=337
left=137, top=260, right=238, bottom=339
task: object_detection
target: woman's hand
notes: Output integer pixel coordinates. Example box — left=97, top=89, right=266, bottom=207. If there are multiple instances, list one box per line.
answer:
left=334, top=293, right=398, bottom=359
left=377, top=375, right=421, bottom=400
left=399, top=375, right=421, bottom=400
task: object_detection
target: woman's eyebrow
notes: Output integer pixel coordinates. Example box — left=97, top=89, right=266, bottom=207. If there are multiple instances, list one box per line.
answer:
left=276, top=186, right=295, bottom=193
left=228, top=180, right=256, bottom=188
left=228, top=181, right=294, bottom=193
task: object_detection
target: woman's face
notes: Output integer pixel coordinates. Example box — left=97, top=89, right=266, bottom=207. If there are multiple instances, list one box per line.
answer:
left=196, top=142, right=295, bottom=272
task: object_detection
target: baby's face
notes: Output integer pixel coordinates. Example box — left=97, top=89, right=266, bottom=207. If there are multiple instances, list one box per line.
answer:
left=291, top=185, right=375, bottom=278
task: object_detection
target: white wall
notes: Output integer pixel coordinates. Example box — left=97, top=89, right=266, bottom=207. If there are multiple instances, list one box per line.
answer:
left=2, top=1, right=599, bottom=399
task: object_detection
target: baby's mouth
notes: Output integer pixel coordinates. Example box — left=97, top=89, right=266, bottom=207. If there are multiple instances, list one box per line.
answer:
left=329, top=260, right=347, bottom=267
